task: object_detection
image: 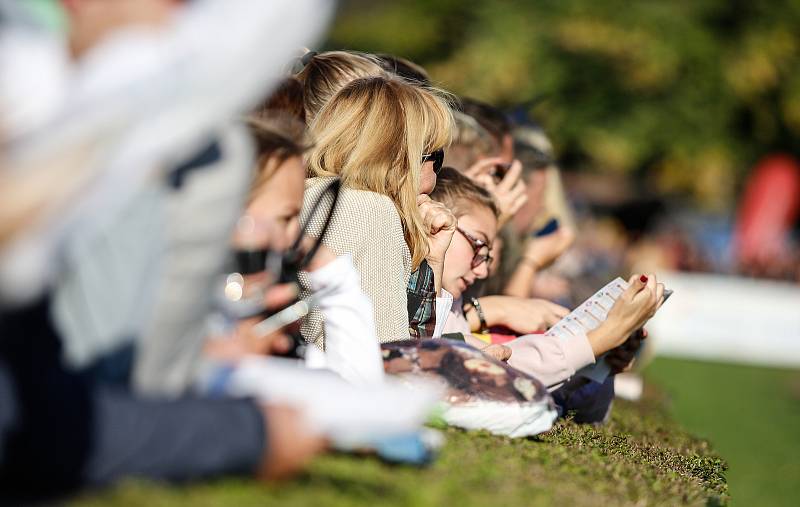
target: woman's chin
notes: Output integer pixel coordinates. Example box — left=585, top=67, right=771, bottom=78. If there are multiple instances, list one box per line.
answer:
left=444, top=285, right=461, bottom=300
left=444, top=278, right=468, bottom=299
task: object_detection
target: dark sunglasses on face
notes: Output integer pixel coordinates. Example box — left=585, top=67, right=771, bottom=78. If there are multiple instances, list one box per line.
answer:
left=456, top=227, right=493, bottom=269
left=421, top=148, right=445, bottom=175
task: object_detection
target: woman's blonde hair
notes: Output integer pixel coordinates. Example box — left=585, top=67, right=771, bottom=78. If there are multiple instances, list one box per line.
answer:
left=295, top=50, right=388, bottom=124
left=308, top=76, right=455, bottom=268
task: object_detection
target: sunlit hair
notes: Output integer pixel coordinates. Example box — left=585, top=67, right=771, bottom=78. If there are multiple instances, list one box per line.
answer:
left=308, top=76, right=455, bottom=268
left=430, top=166, right=498, bottom=219
left=245, top=114, right=309, bottom=202
left=443, top=111, right=500, bottom=171
left=376, top=53, right=431, bottom=85
left=295, top=50, right=388, bottom=124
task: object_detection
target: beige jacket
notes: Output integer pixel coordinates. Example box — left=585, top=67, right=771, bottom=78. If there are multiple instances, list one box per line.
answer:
left=300, top=177, right=412, bottom=347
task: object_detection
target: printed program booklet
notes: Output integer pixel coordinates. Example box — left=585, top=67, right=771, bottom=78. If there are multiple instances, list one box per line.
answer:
left=545, top=277, right=671, bottom=383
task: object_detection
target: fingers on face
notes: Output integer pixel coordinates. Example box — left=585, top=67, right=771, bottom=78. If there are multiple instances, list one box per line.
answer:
left=498, top=161, right=523, bottom=191
left=511, top=179, right=527, bottom=195
left=504, top=181, right=527, bottom=205
left=420, top=206, right=455, bottom=234
left=477, top=174, right=496, bottom=191
left=419, top=199, right=449, bottom=226
left=431, top=209, right=456, bottom=232
left=510, top=193, right=528, bottom=214
left=468, top=157, right=504, bottom=178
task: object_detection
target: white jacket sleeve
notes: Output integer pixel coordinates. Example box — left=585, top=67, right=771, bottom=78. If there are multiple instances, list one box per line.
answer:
left=304, top=255, right=385, bottom=385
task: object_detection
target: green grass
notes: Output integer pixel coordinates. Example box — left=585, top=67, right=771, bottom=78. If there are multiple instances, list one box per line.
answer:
left=74, top=390, right=727, bottom=507
left=646, top=357, right=800, bottom=506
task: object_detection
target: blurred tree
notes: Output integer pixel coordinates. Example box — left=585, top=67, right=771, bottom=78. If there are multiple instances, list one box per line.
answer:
left=327, top=0, right=800, bottom=209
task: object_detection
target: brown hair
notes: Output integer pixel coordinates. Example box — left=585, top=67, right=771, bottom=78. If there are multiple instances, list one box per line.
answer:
left=430, top=166, right=498, bottom=218
left=252, top=77, right=306, bottom=126
left=376, top=53, right=431, bottom=84
left=308, top=76, right=454, bottom=268
left=294, top=50, right=388, bottom=124
left=443, top=111, right=500, bottom=171
left=246, top=115, right=308, bottom=201
left=458, top=97, right=511, bottom=145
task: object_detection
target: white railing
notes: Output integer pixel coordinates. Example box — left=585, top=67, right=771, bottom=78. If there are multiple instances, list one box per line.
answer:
left=646, top=271, right=800, bottom=367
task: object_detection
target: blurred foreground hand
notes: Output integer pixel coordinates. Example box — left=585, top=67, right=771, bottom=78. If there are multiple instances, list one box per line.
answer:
left=257, top=404, right=328, bottom=480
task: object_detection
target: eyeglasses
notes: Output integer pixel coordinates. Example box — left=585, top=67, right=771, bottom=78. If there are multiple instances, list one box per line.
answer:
left=456, top=227, right=493, bottom=269
left=421, top=148, right=445, bottom=175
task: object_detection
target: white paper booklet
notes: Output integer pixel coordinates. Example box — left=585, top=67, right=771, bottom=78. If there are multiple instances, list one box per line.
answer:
left=545, top=277, right=630, bottom=383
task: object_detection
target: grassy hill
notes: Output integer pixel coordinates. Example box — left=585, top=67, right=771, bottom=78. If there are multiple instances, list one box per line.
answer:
left=74, top=385, right=727, bottom=507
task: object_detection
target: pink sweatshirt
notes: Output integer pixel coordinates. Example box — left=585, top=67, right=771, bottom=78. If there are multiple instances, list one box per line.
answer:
left=443, top=298, right=596, bottom=390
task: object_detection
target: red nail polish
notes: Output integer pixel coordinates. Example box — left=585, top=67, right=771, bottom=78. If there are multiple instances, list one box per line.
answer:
left=640, top=275, right=649, bottom=283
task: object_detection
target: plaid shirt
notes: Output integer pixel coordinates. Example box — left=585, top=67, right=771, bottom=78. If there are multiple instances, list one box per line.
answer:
left=406, top=260, right=437, bottom=339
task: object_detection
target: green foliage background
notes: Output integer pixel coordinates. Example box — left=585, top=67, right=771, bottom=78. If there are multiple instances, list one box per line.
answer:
left=328, top=0, right=800, bottom=210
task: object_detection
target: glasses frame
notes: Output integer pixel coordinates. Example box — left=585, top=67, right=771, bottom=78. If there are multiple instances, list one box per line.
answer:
left=456, top=226, right=493, bottom=269
left=421, top=148, right=445, bottom=175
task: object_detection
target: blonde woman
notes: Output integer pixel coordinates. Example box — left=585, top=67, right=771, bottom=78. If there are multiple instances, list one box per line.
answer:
left=300, top=76, right=457, bottom=347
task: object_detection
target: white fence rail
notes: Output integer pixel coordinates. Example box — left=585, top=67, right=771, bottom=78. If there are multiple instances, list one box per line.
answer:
left=647, top=271, right=800, bottom=368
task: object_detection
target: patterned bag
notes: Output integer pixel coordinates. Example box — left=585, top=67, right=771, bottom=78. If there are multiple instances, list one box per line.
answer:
left=382, top=339, right=558, bottom=437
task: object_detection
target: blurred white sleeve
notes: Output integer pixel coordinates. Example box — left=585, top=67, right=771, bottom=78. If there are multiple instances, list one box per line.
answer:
left=0, top=0, right=335, bottom=305
left=304, top=255, right=386, bottom=385
left=7, top=0, right=333, bottom=150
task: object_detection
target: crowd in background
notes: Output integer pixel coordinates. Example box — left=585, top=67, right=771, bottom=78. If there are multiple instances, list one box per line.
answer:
left=2, top=0, right=682, bottom=501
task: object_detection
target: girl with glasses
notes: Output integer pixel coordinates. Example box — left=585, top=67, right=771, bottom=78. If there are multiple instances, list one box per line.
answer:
left=430, top=167, right=665, bottom=398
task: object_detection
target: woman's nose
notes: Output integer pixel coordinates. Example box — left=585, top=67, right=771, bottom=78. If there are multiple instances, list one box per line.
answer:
left=474, top=261, right=489, bottom=280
